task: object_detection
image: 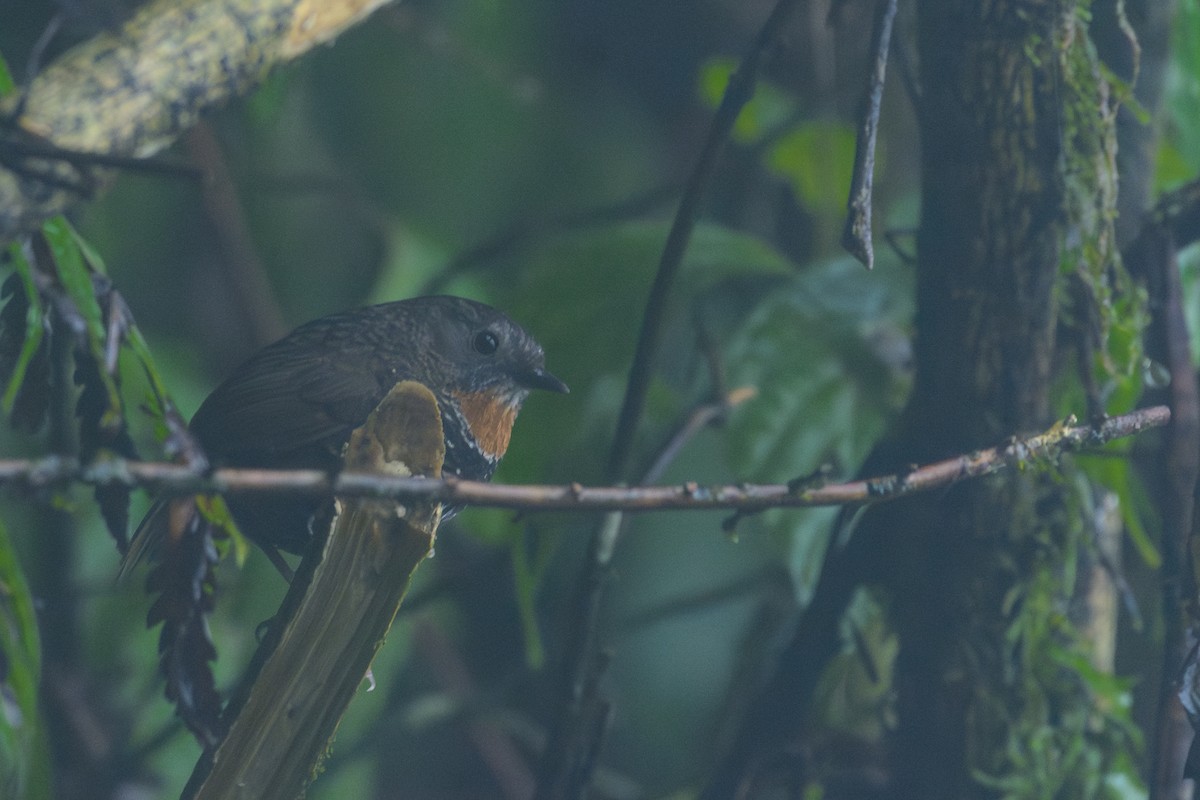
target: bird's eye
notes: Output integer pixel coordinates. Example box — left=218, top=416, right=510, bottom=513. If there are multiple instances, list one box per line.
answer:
left=473, top=330, right=499, bottom=355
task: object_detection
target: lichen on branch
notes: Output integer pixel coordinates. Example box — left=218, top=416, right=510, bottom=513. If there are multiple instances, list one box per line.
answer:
left=0, top=0, right=395, bottom=239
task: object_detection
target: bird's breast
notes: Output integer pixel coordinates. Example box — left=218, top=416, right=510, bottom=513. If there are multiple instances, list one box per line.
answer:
left=450, top=390, right=518, bottom=462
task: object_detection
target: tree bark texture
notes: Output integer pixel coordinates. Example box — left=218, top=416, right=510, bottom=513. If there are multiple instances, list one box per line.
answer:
left=886, top=1, right=1119, bottom=796
left=0, top=0, right=395, bottom=239
left=699, top=4, right=1129, bottom=797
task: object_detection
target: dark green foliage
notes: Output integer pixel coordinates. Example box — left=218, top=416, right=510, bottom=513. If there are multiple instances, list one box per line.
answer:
left=0, top=518, right=48, bottom=800
left=145, top=499, right=223, bottom=749
left=0, top=213, right=234, bottom=762
left=722, top=257, right=910, bottom=601
left=0, top=269, right=50, bottom=433
left=75, top=350, right=137, bottom=553
left=0, top=3, right=1194, bottom=798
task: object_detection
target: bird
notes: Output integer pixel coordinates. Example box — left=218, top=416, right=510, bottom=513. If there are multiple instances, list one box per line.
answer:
left=124, top=295, right=568, bottom=573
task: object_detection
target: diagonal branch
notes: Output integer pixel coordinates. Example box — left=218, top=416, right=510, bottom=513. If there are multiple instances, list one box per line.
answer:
left=604, top=0, right=804, bottom=483
left=537, top=3, right=807, bottom=795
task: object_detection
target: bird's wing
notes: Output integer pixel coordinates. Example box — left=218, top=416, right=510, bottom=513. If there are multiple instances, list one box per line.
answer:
left=189, top=341, right=392, bottom=464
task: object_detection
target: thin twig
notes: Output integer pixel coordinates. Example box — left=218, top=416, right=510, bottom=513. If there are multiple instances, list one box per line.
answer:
left=184, top=124, right=287, bottom=346
left=423, top=183, right=679, bottom=295
left=641, top=387, right=756, bottom=485
left=841, top=0, right=898, bottom=270
left=412, top=621, right=536, bottom=800
left=0, top=406, right=1165, bottom=516
left=538, top=3, right=806, bottom=793
left=1147, top=226, right=1200, bottom=792
left=605, top=0, right=804, bottom=483
left=1123, top=186, right=1200, bottom=792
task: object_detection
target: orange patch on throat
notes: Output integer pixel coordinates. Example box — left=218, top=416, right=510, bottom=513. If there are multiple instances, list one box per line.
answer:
left=453, top=391, right=518, bottom=459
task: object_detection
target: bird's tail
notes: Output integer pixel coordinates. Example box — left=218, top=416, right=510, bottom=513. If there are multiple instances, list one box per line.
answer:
left=117, top=497, right=188, bottom=581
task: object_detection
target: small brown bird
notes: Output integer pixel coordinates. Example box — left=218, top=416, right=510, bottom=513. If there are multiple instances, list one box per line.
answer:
left=128, top=296, right=567, bottom=567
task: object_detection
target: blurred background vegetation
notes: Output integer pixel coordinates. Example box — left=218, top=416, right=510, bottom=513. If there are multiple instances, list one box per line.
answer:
left=0, top=0, right=1199, bottom=798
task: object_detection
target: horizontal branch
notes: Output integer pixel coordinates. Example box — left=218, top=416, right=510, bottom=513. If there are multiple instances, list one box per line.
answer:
left=0, top=406, right=1169, bottom=513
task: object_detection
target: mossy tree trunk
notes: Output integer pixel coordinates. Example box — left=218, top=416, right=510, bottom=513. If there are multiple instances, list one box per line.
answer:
left=700, top=4, right=1140, bottom=796
left=885, top=1, right=1126, bottom=795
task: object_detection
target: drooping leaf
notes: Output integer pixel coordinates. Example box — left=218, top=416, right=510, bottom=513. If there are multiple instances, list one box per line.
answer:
left=1077, top=449, right=1161, bottom=570
left=75, top=348, right=139, bottom=553
left=146, top=498, right=225, bottom=749
left=39, top=220, right=125, bottom=431
left=80, top=247, right=212, bottom=471
left=0, top=517, right=48, bottom=800
left=41, top=219, right=105, bottom=341
left=195, top=494, right=247, bottom=568
left=0, top=254, right=51, bottom=431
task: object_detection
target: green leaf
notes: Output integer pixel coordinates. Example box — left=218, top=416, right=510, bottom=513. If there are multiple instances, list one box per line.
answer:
left=1, top=246, right=47, bottom=417
left=510, top=533, right=554, bottom=669
left=1077, top=452, right=1161, bottom=569
left=0, top=48, right=14, bottom=96
left=0, top=517, right=48, bottom=800
left=487, top=219, right=795, bottom=480
left=697, top=58, right=799, bottom=143
left=767, top=121, right=859, bottom=215
left=722, top=256, right=912, bottom=600
left=725, top=257, right=910, bottom=479
left=40, top=219, right=126, bottom=435
left=682, top=221, right=797, bottom=284
left=1161, top=0, right=1200, bottom=181
left=498, top=219, right=793, bottom=376
left=42, top=217, right=106, bottom=344
left=197, top=495, right=249, bottom=567
left=66, top=225, right=110, bottom=277
left=1153, top=141, right=1195, bottom=190
left=126, top=328, right=174, bottom=416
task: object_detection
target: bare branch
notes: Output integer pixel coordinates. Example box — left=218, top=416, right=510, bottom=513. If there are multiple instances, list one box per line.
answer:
left=605, top=0, right=805, bottom=482
left=542, top=1, right=807, bottom=792
left=0, top=406, right=1168, bottom=513
left=842, top=0, right=898, bottom=270
left=183, top=124, right=288, bottom=346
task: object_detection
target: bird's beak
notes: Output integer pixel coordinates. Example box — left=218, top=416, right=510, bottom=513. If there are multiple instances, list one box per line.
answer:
left=521, top=367, right=570, bottom=394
